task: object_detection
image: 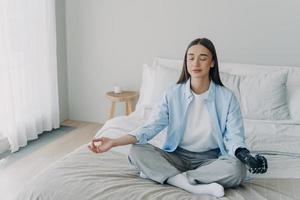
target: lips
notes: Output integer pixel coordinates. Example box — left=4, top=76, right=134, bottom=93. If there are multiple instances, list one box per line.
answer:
left=192, top=70, right=202, bottom=72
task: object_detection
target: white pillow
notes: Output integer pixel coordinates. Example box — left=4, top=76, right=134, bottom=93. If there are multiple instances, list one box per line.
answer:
left=140, top=60, right=291, bottom=121
left=136, top=59, right=183, bottom=111
left=287, top=85, right=300, bottom=120
left=150, top=65, right=181, bottom=106
left=135, top=64, right=156, bottom=111
left=136, top=63, right=183, bottom=120
left=240, top=70, right=289, bottom=120
left=221, top=70, right=290, bottom=120
left=220, top=72, right=241, bottom=103
left=244, top=119, right=300, bottom=154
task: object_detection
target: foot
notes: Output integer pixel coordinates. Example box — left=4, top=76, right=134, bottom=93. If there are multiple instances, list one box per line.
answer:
left=167, top=174, right=225, bottom=198
left=182, top=172, right=197, bottom=185
left=193, top=182, right=224, bottom=198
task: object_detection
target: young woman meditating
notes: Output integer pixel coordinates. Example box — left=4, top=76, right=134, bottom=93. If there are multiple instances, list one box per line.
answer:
left=89, top=38, right=268, bottom=198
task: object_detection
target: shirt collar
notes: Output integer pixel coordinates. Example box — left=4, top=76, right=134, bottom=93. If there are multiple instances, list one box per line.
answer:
left=184, top=78, right=216, bottom=102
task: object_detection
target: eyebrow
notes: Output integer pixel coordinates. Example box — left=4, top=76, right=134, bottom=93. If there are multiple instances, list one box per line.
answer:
left=187, top=53, right=208, bottom=57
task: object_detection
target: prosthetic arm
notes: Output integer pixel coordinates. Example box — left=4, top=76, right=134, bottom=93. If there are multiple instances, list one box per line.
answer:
left=235, top=148, right=268, bottom=174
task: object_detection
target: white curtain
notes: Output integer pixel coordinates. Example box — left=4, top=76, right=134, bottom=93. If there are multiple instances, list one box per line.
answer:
left=0, top=0, right=60, bottom=152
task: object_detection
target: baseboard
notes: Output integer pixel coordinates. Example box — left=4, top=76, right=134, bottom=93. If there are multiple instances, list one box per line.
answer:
left=0, top=137, right=10, bottom=154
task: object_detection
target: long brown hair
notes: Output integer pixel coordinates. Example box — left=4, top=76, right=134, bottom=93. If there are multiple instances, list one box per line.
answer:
left=177, top=38, right=223, bottom=86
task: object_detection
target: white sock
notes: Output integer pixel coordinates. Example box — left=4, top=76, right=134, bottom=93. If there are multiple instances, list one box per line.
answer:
left=167, top=173, right=224, bottom=198
left=182, top=172, right=197, bottom=185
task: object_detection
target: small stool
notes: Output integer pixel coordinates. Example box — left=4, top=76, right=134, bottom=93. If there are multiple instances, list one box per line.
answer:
left=105, top=91, right=139, bottom=119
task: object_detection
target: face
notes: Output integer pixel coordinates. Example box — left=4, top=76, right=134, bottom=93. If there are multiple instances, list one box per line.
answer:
left=186, top=44, right=214, bottom=79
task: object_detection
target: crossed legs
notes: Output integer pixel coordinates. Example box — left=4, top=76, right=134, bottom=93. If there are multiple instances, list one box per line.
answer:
left=128, top=144, right=246, bottom=197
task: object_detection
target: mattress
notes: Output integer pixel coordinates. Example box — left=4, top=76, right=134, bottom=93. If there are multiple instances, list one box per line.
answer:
left=15, top=145, right=300, bottom=200
left=15, top=113, right=300, bottom=200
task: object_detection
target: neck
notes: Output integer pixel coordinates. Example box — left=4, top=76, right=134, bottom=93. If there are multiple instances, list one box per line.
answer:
left=190, top=76, right=210, bottom=94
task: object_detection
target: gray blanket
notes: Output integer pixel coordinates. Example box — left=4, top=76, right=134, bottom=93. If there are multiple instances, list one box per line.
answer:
left=15, top=145, right=300, bottom=200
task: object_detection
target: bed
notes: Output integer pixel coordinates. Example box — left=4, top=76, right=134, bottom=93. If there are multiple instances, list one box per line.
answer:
left=15, top=58, right=300, bottom=200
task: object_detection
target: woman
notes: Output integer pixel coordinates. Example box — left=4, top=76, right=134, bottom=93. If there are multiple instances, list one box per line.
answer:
left=89, top=38, right=268, bottom=198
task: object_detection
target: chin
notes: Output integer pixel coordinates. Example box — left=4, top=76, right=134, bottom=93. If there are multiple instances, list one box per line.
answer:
left=191, top=73, right=208, bottom=79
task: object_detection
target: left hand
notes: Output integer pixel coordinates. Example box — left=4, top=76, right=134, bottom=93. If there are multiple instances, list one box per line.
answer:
left=235, top=148, right=268, bottom=174
left=245, top=154, right=268, bottom=174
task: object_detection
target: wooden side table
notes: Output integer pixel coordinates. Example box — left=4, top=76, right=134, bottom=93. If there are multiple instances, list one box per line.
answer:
left=105, top=91, right=139, bottom=119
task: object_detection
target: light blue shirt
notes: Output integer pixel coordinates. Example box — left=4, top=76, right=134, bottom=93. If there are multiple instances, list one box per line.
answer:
left=129, top=79, right=247, bottom=156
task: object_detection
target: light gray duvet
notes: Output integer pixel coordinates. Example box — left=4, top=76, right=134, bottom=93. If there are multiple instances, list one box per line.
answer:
left=15, top=145, right=300, bottom=200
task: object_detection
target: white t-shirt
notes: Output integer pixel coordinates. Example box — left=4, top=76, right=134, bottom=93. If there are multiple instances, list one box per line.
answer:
left=179, top=90, right=219, bottom=152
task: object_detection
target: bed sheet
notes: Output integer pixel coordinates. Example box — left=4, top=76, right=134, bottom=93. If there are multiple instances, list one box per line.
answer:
left=15, top=145, right=300, bottom=200
left=15, top=113, right=300, bottom=200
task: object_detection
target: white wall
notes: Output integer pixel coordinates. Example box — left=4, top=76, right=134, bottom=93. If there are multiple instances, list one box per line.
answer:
left=64, top=0, right=300, bottom=123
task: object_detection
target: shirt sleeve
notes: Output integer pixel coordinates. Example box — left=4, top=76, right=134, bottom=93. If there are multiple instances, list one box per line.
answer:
left=128, top=91, right=169, bottom=144
left=223, top=93, right=248, bottom=156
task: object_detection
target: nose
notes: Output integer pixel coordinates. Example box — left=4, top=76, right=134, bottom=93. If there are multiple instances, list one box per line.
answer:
left=192, top=59, right=200, bottom=67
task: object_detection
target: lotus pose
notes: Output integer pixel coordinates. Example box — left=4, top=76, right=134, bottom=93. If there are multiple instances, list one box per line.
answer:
left=89, top=38, right=268, bottom=198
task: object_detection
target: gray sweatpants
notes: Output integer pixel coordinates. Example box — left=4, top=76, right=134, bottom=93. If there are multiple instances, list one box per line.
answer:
left=128, top=144, right=246, bottom=188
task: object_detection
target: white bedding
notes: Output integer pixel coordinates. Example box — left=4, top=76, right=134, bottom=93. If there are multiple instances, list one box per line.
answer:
left=15, top=144, right=300, bottom=200
left=95, top=112, right=300, bottom=179
left=15, top=112, right=300, bottom=200
left=244, top=119, right=300, bottom=155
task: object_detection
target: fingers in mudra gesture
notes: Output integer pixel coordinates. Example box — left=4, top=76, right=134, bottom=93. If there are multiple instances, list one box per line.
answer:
left=248, top=154, right=268, bottom=174
left=235, top=148, right=268, bottom=174
left=88, top=137, right=114, bottom=153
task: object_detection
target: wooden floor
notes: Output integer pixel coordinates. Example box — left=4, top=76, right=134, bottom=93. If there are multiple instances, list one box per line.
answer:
left=0, top=120, right=103, bottom=200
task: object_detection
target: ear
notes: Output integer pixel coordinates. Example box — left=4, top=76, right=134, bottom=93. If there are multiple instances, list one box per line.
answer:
left=210, top=61, right=215, bottom=68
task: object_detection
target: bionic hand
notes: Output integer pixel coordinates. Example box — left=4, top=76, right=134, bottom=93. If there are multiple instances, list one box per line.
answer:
left=235, top=148, right=268, bottom=174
